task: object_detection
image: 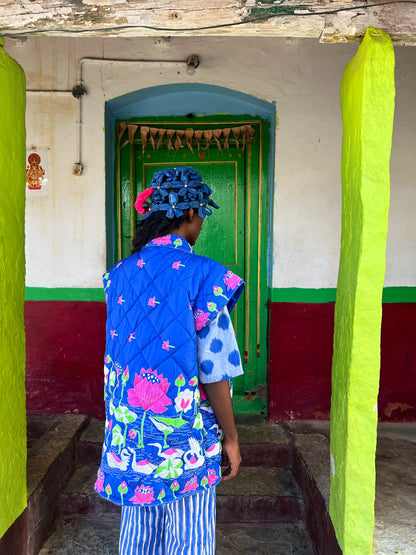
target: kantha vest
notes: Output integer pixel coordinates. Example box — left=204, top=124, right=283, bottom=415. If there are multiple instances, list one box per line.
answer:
left=95, top=234, right=244, bottom=506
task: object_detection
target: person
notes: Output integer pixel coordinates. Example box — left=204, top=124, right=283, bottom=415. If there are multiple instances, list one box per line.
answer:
left=95, top=166, right=245, bottom=555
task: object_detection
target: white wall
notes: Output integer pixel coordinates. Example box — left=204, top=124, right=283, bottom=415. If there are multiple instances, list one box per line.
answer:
left=5, top=36, right=415, bottom=289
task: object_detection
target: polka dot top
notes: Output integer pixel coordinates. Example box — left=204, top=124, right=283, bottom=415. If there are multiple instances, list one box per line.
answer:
left=197, top=305, right=244, bottom=384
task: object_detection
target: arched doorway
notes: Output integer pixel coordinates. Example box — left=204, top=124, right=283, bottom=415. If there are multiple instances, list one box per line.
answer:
left=105, top=84, right=276, bottom=412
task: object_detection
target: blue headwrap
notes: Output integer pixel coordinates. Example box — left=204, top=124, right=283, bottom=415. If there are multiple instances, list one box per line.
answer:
left=138, top=167, right=219, bottom=220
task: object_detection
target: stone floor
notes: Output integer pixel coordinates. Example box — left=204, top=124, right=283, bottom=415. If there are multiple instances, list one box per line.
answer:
left=286, top=420, right=416, bottom=555
left=23, top=415, right=416, bottom=554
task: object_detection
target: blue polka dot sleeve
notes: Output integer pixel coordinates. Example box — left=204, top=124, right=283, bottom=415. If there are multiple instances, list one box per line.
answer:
left=197, top=305, right=244, bottom=384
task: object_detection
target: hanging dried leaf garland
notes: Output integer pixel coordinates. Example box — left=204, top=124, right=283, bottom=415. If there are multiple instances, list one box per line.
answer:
left=118, top=122, right=255, bottom=152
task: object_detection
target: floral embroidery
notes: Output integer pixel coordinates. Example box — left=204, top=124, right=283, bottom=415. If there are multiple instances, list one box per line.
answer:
left=128, top=333, right=136, bottom=342
left=170, top=480, right=180, bottom=498
left=152, top=235, right=172, bottom=245
left=127, top=368, right=171, bottom=413
left=105, top=484, right=112, bottom=499
left=207, top=468, right=219, bottom=486
left=213, top=286, right=228, bottom=299
left=175, top=374, right=186, bottom=388
left=174, top=389, right=194, bottom=413
left=117, top=296, right=125, bottom=305
left=174, top=237, right=183, bottom=248
left=172, top=261, right=185, bottom=270
left=95, top=469, right=105, bottom=493
left=110, top=330, right=118, bottom=339
left=180, top=476, right=199, bottom=493
left=194, top=309, right=210, bottom=331
left=118, top=481, right=128, bottom=504
left=148, top=297, right=160, bottom=308
left=224, top=270, right=243, bottom=291
left=137, top=258, right=145, bottom=268
left=162, top=340, right=175, bottom=351
left=129, top=485, right=155, bottom=505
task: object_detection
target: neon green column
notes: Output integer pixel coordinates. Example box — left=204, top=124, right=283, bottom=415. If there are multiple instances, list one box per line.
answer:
left=329, top=28, right=395, bottom=555
left=0, top=38, right=27, bottom=538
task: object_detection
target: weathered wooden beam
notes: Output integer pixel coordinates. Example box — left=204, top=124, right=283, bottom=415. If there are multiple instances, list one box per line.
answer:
left=0, top=1, right=415, bottom=44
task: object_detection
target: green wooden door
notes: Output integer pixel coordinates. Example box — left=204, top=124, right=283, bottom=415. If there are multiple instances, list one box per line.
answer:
left=115, top=117, right=269, bottom=405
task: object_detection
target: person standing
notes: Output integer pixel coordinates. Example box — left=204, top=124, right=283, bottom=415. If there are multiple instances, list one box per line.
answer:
left=95, top=167, right=245, bottom=554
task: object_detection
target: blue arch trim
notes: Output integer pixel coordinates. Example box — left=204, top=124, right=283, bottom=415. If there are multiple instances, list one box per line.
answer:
left=107, top=83, right=275, bottom=120
left=105, top=83, right=276, bottom=268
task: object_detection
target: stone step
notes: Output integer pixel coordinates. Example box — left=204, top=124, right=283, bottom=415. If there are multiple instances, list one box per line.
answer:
left=25, top=414, right=90, bottom=555
left=76, top=416, right=293, bottom=468
left=40, top=515, right=315, bottom=555
left=59, top=463, right=304, bottom=525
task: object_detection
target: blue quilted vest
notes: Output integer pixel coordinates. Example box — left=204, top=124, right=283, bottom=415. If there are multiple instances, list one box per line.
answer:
left=95, top=234, right=244, bottom=506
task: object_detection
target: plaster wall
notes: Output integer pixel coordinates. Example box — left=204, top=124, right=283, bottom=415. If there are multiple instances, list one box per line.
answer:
left=5, top=35, right=415, bottom=289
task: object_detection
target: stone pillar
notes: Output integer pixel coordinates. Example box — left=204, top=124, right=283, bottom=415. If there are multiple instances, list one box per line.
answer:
left=0, top=38, right=27, bottom=538
left=329, top=27, right=395, bottom=555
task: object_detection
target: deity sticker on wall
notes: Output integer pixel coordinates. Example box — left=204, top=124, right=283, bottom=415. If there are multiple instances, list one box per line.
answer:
left=26, top=151, right=48, bottom=192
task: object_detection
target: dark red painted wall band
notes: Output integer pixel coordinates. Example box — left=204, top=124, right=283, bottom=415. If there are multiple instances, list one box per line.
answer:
left=25, top=301, right=416, bottom=421
left=25, top=301, right=106, bottom=418
left=268, top=302, right=416, bottom=421
left=268, top=302, right=335, bottom=421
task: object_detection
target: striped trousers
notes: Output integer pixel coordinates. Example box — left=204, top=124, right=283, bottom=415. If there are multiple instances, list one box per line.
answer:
left=119, top=487, right=216, bottom=555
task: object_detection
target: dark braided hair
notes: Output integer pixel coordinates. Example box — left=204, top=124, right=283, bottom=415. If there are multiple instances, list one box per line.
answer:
left=131, top=210, right=190, bottom=254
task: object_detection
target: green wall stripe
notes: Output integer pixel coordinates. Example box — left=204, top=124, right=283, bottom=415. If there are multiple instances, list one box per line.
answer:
left=272, top=288, right=336, bottom=303
left=25, top=287, right=105, bottom=302
left=272, top=287, right=416, bottom=304
left=24, top=286, right=416, bottom=303
left=381, top=287, right=416, bottom=303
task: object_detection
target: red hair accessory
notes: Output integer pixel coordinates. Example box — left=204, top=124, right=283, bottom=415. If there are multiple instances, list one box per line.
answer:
left=134, top=187, right=154, bottom=215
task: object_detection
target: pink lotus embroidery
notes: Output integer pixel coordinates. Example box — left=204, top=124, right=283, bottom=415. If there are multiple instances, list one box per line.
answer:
left=117, top=296, right=125, bottom=305
left=223, top=270, right=243, bottom=291
left=110, top=330, right=118, bottom=339
left=137, top=258, right=145, bottom=268
left=172, top=261, right=185, bottom=270
left=127, top=368, right=171, bottom=413
left=194, top=309, right=210, bottom=331
left=148, top=297, right=160, bottom=308
left=129, top=485, right=155, bottom=505
left=180, top=476, right=199, bottom=493
left=208, top=468, right=219, bottom=486
left=94, top=469, right=105, bottom=493
left=128, top=333, right=136, bottom=342
left=128, top=429, right=137, bottom=439
left=152, top=235, right=172, bottom=245
left=162, top=340, right=175, bottom=351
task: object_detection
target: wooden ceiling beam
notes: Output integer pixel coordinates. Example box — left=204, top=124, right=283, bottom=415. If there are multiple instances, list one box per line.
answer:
left=0, top=1, right=415, bottom=45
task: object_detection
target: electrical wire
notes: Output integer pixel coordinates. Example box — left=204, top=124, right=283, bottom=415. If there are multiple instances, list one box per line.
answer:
left=1, top=1, right=416, bottom=36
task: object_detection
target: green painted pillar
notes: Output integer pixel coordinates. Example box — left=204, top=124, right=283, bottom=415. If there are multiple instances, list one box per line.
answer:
left=0, top=38, right=27, bottom=538
left=329, top=27, right=395, bottom=554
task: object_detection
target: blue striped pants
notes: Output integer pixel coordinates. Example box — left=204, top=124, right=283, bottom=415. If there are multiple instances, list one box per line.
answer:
left=119, top=487, right=216, bottom=555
